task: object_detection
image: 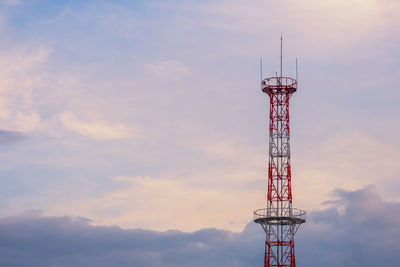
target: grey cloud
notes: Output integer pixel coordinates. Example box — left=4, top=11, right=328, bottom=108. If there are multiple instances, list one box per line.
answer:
left=296, top=185, right=400, bottom=266
left=1, top=186, right=400, bottom=266
left=0, top=130, right=26, bottom=145
left=0, top=212, right=264, bottom=267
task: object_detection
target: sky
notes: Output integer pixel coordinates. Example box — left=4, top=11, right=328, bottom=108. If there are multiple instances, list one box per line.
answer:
left=0, top=0, right=399, bottom=266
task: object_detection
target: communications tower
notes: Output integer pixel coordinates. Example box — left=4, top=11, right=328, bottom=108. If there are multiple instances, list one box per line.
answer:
left=254, top=38, right=305, bottom=267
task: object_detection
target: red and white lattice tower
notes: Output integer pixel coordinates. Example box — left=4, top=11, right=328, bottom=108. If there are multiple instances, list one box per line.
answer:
left=254, top=39, right=305, bottom=267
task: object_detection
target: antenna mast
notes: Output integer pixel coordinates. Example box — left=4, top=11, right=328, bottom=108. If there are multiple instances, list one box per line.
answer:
left=280, top=34, right=283, bottom=77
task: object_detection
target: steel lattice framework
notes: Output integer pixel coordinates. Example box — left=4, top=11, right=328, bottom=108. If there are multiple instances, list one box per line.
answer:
left=254, top=76, right=305, bottom=267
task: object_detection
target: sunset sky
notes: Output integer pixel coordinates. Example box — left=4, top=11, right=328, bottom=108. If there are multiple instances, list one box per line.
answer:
left=0, top=0, right=399, bottom=266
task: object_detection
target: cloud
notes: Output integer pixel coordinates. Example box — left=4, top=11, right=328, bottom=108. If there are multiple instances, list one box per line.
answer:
left=0, top=129, right=26, bottom=145
left=78, top=175, right=261, bottom=232
left=60, top=112, right=134, bottom=140
left=0, top=211, right=264, bottom=267
left=1, top=186, right=400, bottom=266
left=14, top=111, right=41, bottom=132
left=0, top=0, right=398, bottom=247
left=296, top=185, right=400, bottom=266
left=1, top=0, right=21, bottom=6
left=160, top=0, right=400, bottom=64
left=145, top=60, right=190, bottom=81
left=0, top=46, right=50, bottom=132
left=293, top=131, right=400, bottom=209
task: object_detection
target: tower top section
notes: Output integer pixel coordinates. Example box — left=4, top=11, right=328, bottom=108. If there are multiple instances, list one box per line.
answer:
left=260, top=35, right=299, bottom=96
left=261, top=76, right=297, bottom=95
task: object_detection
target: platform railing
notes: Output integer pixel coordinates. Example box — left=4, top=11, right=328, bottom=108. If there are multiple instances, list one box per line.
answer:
left=261, top=77, right=297, bottom=88
left=254, top=207, right=306, bottom=222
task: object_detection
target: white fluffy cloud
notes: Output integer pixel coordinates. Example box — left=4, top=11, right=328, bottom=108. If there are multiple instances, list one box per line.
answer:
left=60, top=112, right=134, bottom=140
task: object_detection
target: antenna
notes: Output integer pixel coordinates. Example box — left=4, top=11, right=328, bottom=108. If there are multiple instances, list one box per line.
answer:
left=260, top=58, right=263, bottom=84
left=296, top=58, right=298, bottom=82
left=280, top=33, right=283, bottom=77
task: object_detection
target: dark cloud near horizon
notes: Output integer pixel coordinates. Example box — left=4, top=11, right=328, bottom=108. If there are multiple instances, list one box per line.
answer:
left=0, top=211, right=265, bottom=267
left=1, top=186, right=399, bottom=266
left=295, top=185, right=400, bottom=266
left=0, top=130, right=26, bottom=145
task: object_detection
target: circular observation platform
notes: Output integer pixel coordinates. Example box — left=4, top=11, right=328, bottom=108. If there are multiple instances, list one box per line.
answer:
left=254, top=208, right=306, bottom=226
left=261, top=77, right=297, bottom=94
